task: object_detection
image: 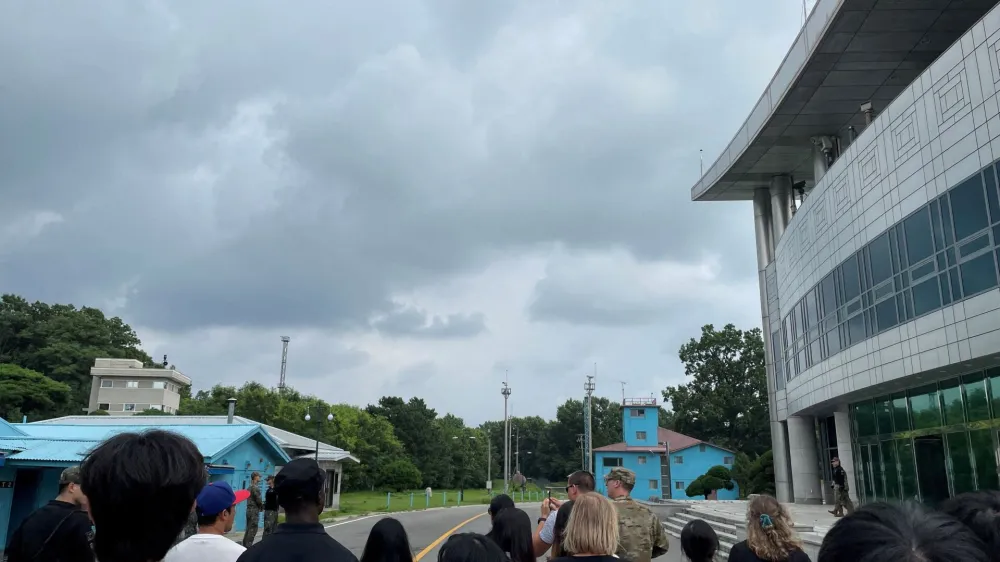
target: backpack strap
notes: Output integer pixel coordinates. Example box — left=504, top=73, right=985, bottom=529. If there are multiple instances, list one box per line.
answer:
left=29, top=509, right=86, bottom=562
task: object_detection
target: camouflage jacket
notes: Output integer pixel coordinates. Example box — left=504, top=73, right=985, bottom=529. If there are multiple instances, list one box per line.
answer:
left=612, top=496, right=669, bottom=562
left=248, top=484, right=264, bottom=513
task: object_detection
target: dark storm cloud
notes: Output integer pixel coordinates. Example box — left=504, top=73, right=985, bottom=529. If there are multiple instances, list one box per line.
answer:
left=0, top=0, right=799, bottom=333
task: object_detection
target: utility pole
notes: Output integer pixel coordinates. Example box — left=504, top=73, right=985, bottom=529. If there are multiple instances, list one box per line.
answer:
left=514, top=425, right=520, bottom=475
left=278, top=336, right=290, bottom=390
left=584, top=373, right=596, bottom=474
left=486, top=432, right=492, bottom=490
left=501, top=376, right=512, bottom=494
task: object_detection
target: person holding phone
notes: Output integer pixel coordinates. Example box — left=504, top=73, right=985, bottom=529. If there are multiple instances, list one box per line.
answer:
left=532, top=471, right=595, bottom=557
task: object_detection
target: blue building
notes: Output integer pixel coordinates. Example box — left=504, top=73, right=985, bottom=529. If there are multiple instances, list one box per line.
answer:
left=0, top=418, right=291, bottom=550
left=593, top=398, right=739, bottom=501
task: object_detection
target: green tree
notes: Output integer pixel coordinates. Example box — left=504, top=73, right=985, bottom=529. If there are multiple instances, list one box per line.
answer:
left=663, top=324, right=770, bottom=455
left=376, top=459, right=422, bottom=492
left=0, top=363, right=72, bottom=422
left=747, top=450, right=776, bottom=496
left=367, top=397, right=452, bottom=488
left=0, top=295, right=154, bottom=413
left=134, top=408, right=171, bottom=416
left=685, top=465, right=734, bottom=499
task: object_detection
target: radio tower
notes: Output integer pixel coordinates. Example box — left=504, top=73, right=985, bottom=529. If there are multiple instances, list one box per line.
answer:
left=584, top=368, right=596, bottom=474
left=501, top=376, right=512, bottom=494
left=278, top=336, right=291, bottom=390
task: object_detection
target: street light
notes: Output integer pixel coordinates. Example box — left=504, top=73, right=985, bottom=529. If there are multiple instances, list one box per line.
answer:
left=305, top=410, right=334, bottom=462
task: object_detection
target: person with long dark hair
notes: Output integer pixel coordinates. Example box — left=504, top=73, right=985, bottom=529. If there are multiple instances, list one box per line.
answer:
left=680, top=519, right=718, bottom=562
left=488, top=495, right=515, bottom=522
left=548, top=500, right=574, bottom=559
left=439, top=534, right=507, bottom=562
left=361, top=518, right=413, bottom=562
left=486, top=508, right=536, bottom=562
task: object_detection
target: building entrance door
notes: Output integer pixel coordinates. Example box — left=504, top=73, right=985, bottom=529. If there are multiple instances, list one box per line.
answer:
left=857, top=443, right=880, bottom=502
left=914, top=435, right=949, bottom=506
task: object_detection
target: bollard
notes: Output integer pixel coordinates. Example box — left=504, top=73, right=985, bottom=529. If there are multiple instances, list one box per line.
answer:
left=443, top=491, right=447, bottom=505
left=425, top=493, right=429, bottom=508
left=410, top=493, right=414, bottom=508
left=387, top=492, right=391, bottom=510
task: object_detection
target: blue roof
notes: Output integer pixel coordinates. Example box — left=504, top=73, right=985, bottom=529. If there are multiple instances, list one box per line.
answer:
left=1, top=423, right=291, bottom=464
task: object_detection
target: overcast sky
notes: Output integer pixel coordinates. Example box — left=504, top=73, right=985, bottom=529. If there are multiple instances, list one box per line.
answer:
left=0, top=1, right=810, bottom=425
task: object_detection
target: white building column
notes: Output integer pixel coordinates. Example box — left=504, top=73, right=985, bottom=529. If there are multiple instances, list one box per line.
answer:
left=771, top=421, right=793, bottom=503
left=833, top=409, right=860, bottom=504
left=787, top=416, right=823, bottom=504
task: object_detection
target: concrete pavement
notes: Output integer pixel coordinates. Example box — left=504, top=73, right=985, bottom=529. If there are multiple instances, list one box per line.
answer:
left=316, top=502, right=687, bottom=562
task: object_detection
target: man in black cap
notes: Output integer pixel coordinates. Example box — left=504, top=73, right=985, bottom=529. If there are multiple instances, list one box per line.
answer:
left=829, top=457, right=854, bottom=517
left=236, top=459, right=356, bottom=562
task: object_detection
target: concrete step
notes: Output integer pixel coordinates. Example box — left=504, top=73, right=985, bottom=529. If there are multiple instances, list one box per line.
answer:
left=662, top=520, right=735, bottom=561
left=671, top=512, right=739, bottom=544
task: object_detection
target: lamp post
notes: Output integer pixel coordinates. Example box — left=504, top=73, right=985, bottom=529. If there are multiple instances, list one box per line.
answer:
left=305, top=410, right=334, bottom=462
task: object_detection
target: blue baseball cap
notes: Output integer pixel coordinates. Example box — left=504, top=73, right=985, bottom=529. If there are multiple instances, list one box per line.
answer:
left=196, top=481, right=251, bottom=516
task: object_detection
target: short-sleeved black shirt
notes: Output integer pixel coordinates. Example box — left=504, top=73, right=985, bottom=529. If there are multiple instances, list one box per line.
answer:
left=4, top=500, right=94, bottom=562
left=236, top=523, right=356, bottom=562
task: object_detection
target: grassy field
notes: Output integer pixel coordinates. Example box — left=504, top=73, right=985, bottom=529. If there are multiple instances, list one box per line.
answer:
left=279, top=481, right=563, bottom=523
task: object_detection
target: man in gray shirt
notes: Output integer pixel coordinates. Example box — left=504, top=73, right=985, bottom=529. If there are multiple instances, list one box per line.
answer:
left=531, top=471, right=595, bottom=556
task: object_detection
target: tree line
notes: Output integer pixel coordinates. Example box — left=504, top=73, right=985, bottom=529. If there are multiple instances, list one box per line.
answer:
left=0, top=293, right=775, bottom=494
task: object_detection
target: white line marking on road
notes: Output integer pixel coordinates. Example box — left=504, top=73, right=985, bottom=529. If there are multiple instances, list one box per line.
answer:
left=324, top=514, right=382, bottom=528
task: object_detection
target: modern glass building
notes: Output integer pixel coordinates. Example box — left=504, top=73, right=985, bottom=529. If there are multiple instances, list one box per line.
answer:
left=692, top=0, right=1000, bottom=505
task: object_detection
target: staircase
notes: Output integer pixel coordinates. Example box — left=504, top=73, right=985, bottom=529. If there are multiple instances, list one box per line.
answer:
left=660, top=504, right=817, bottom=561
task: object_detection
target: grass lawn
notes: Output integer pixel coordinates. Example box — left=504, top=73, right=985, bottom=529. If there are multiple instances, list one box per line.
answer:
left=279, top=481, right=565, bottom=523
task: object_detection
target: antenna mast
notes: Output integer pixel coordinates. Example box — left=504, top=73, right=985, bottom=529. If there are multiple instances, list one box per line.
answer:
left=501, top=374, right=512, bottom=494
left=584, top=367, right=596, bottom=474
left=278, top=336, right=290, bottom=390
left=620, top=381, right=627, bottom=403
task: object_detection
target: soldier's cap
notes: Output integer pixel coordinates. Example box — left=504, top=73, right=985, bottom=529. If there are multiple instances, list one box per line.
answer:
left=196, top=481, right=250, bottom=516
left=275, top=458, right=326, bottom=500
left=59, top=466, right=81, bottom=486
left=606, top=467, right=636, bottom=486
left=831, top=457, right=840, bottom=463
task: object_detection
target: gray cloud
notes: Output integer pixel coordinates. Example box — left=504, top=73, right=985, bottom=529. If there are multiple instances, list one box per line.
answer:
left=371, top=307, right=487, bottom=339
left=0, top=0, right=808, bottom=422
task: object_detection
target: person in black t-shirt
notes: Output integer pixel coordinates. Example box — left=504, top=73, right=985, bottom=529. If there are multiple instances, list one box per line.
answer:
left=262, top=476, right=278, bottom=538
left=236, top=459, right=356, bottom=562
left=4, top=466, right=94, bottom=562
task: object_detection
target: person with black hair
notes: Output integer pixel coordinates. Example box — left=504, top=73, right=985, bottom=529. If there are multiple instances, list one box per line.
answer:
left=164, top=481, right=251, bottom=562
left=262, top=476, right=278, bottom=538
left=939, top=490, right=1000, bottom=562
left=79, top=430, right=206, bottom=562
left=360, top=518, right=413, bottom=562
left=488, top=495, right=515, bottom=522
left=438, top=533, right=508, bottom=562
left=241, top=472, right=263, bottom=547
left=236, top=458, right=357, bottom=562
left=486, top=508, right=536, bottom=562
left=818, top=502, right=989, bottom=562
left=4, top=466, right=94, bottom=562
left=680, top=519, right=718, bottom=562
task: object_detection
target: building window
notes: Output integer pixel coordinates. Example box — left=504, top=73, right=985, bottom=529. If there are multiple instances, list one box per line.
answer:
left=724, top=456, right=734, bottom=465
left=126, top=381, right=138, bottom=388
left=699, top=444, right=706, bottom=452
left=98, top=403, right=110, bottom=411
left=649, top=480, right=659, bottom=490
left=111, top=404, right=124, bottom=412
left=124, top=403, right=136, bottom=412
left=631, top=409, right=645, bottom=417
left=100, top=380, right=113, bottom=388
left=637, top=456, right=647, bottom=465
left=152, top=381, right=166, bottom=389
left=602, top=457, right=623, bottom=467
left=149, top=404, right=162, bottom=411
left=674, top=456, right=683, bottom=464
left=636, top=431, right=647, bottom=440
left=675, top=481, right=684, bottom=489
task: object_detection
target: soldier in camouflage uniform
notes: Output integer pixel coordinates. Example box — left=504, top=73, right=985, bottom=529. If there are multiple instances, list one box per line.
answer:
left=604, top=467, right=670, bottom=562
left=829, top=457, right=855, bottom=517
left=242, top=471, right=264, bottom=547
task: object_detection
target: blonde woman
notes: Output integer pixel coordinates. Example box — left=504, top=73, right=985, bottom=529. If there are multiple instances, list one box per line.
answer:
left=550, top=493, right=619, bottom=562
left=728, top=495, right=811, bottom=562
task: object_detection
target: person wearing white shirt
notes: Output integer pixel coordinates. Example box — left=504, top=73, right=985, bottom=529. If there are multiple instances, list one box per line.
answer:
left=165, top=481, right=251, bottom=562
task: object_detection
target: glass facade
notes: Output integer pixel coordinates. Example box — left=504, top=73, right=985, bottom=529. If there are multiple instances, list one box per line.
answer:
left=776, top=159, right=1000, bottom=384
left=850, top=368, right=1000, bottom=505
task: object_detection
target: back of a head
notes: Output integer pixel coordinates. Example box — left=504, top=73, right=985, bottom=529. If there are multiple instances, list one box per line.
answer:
left=746, top=494, right=801, bottom=560
left=819, top=502, right=989, bottom=562
left=567, top=471, right=596, bottom=493
left=275, top=458, right=326, bottom=515
left=551, top=500, right=575, bottom=557
left=439, top=533, right=508, bottom=562
left=939, top=491, right=1000, bottom=562
left=562, top=492, right=619, bottom=556
left=486, top=508, right=535, bottom=562
left=81, top=430, right=205, bottom=562
left=488, top=494, right=515, bottom=520
left=680, top=519, right=718, bottom=562
left=361, top=517, right=413, bottom=562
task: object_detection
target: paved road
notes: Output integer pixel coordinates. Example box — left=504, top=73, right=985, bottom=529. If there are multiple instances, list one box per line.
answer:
left=321, top=502, right=686, bottom=562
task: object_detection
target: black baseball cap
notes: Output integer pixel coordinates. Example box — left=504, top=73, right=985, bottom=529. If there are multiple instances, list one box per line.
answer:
left=275, top=458, right=325, bottom=502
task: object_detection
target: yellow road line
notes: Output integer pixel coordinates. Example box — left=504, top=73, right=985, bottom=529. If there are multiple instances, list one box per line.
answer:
left=413, top=512, right=487, bottom=562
